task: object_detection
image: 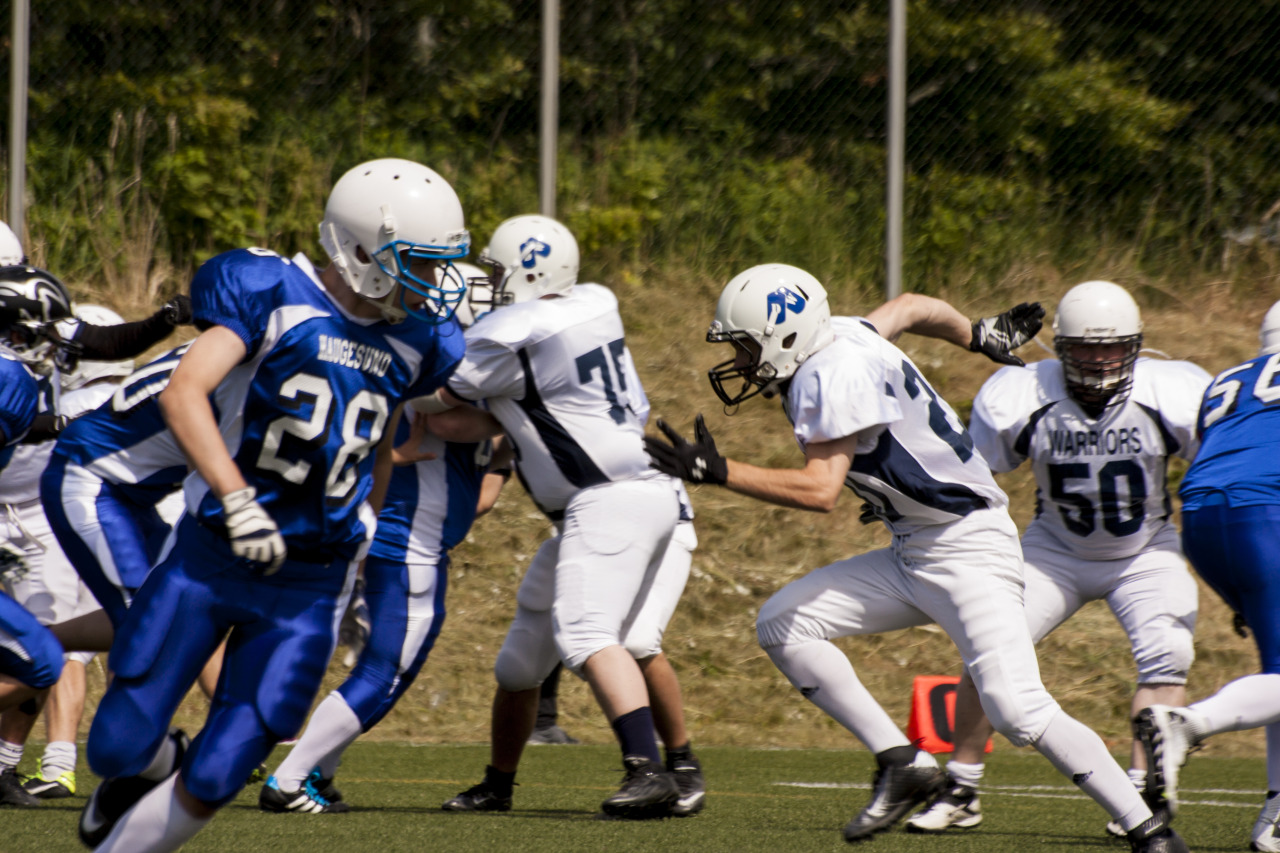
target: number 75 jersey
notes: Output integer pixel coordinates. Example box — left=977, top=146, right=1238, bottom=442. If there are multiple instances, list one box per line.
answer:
left=970, top=357, right=1210, bottom=560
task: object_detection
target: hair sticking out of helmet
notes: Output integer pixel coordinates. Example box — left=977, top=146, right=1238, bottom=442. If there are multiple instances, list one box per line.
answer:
left=0, top=265, right=75, bottom=374
left=706, top=263, right=834, bottom=408
left=477, top=215, right=579, bottom=308
left=58, top=304, right=136, bottom=391
left=318, top=158, right=470, bottom=324
left=1052, top=280, right=1143, bottom=414
left=1260, top=301, right=1280, bottom=357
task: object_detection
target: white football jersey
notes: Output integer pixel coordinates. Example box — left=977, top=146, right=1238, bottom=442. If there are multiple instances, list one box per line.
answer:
left=785, top=317, right=1007, bottom=536
left=970, top=357, right=1210, bottom=559
left=447, top=284, right=657, bottom=517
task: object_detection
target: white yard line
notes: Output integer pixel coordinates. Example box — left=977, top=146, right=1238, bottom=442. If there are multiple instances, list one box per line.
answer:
left=772, top=781, right=1260, bottom=808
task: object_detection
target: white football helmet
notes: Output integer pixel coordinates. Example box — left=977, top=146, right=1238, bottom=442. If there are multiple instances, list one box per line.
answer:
left=1053, top=280, right=1143, bottom=411
left=318, top=158, right=470, bottom=324
left=706, top=263, right=834, bottom=406
left=0, top=221, right=24, bottom=266
left=477, top=214, right=579, bottom=307
left=1260, top=300, right=1280, bottom=356
left=58, top=304, right=136, bottom=391
left=451, top=262, right=492, bottom=328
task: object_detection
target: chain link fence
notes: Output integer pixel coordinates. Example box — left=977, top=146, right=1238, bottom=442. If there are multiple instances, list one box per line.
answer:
left=5, top=0, right=1279, bottom=299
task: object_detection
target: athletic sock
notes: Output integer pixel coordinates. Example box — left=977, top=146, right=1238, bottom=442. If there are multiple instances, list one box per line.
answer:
left=1127, top=768, right=1147, bottom=792
left=1192, top=673, right=1280, bottom=734
left=40, top=741, right=76, bottom=779
left=762, top=640, right=910, bottom=754
left=273, top=693, right=363, bottom=792
left=0, top=739, right=23, bottom=772
left=874, top=745, right=918, bottom=769
left=666, top=743, right=694, bottom=764
left=610, top=707, right=662, bottom=764
left=946, top=760, right=984, bottom=790
left=139, top=733, right=179, bottom=782
left=1034, top=710, right=1149, bottom=832
left=96, top=774, right=210, bottom=853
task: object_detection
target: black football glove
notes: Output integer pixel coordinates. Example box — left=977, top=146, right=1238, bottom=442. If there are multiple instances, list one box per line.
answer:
left=969, top=301, right=1045, bottom=366
left=643, top=414, right=728, bottom=485
left=162, top=294, right=194, bottom=326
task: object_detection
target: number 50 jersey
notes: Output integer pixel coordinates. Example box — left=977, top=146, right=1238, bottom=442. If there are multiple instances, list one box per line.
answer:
left=187, top=249, right=465, bottom=562
left=970, top=357, right=1210, bottom=560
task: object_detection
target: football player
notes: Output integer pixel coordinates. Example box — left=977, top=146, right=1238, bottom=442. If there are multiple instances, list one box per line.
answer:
left=908, top=281, right=1210, bottom=837
left=423, top=214, right=701, bottom=819
left=0, top=344, right=64, bottom=804
left=77, top=158, right=470, bottom=852
left=0, top=303, right=138, bottom=805
left=1135, top=300, right=1280, bottom=851
left=257, top=264, right=512, bottom=814
left=645, top=264, right=1185, bottom=852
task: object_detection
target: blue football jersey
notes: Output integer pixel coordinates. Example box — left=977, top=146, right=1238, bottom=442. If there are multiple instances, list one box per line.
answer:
left=1180, top=351, right=1280, bottom=509
left=53, top=344, right=196, bottom=499
left=0, top=349, right=37, bottom=447
left=185, top=249, right=465, bottom=561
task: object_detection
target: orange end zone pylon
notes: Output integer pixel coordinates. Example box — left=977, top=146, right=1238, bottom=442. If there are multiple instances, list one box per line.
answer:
left=905, top=675, right=994, bottom=754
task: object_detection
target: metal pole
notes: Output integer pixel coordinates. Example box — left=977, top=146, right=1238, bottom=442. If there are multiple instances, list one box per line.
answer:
left=886, top=0, right=906, bottom=299
left=539, top=0, right=560, bottom=219
left=9, top=0, right=30, bottom=237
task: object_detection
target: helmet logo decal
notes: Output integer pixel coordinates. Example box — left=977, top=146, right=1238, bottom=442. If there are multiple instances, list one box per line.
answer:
left=519, top=238, right=552, bottom=269
left=766, top=287, right=806, bottom=323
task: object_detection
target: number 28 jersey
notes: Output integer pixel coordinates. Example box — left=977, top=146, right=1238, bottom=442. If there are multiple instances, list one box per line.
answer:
left=970, top=357, right=1209, bottom=559
left=785, top=317, right=1007, bottom=536
left=446, top=284, right=654, bottom=518
left=188, top=249, right=464, bottom=562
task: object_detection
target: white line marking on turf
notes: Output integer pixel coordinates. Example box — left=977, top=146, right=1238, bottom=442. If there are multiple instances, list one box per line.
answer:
left=773, top=781, right=1260, bottom=809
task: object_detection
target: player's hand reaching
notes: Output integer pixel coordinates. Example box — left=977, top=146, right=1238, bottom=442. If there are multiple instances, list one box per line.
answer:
left=644, top=414, right=728, bottom=485
left=969, top=301, right=1045, bottom=366
left=161, top=294, right=194, bottom=326
left=221, top=486, right=287, bottom=575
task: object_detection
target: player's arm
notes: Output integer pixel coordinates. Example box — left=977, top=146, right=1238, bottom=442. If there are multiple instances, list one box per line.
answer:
left=421, top=387, right=504, bottom=442
left=45, top=295, right=193, bottom=361
left=476, top=437, right=515, bottom=517
left=390, top=409, right=438, bottom=466
left=866, top=294, right=1043, bottom=366
left=159, top=325, right=247, bottom=497
left=369, top=404, right=404, bottom=513
left=644, top=414, right=857, bottom=513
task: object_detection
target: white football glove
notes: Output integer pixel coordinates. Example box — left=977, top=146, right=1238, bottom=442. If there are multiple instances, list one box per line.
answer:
left=221, top=487, right=286, bottom=575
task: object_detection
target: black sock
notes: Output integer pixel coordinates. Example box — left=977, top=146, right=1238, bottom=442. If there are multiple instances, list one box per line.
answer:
left=610, top=707, right=661, bottom=764
left=666, top=742, right=694, bottom=764
left=874, top=745, right=918, bottom=770
left=483, top=765, right=516, bottom=795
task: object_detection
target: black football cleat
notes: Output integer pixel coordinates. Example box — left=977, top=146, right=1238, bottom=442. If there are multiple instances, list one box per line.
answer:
left=600, top=755, right=679, bottom=820
left=843, top=761, right=946, bottom=843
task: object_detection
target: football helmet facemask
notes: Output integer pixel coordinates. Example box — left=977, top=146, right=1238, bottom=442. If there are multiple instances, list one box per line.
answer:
left=0, top=265, right=74, bottom=373
left=1053, top=280, right=1143, bottom=413
left=1260, top=300, right=1280, bottom=356
left=707, top=264, right=834, bottom=407
left=451, top=262, right=491, bottom=328
left=319, top=158, right=470, bottom=324
left=476, top=215, right=579, bottom=308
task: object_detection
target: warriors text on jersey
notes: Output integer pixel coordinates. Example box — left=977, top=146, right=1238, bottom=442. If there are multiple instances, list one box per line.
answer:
left=187, top=248, right=464, bottom=563
left=971, top=357, right=1209, bottom=559
left=783, top=317, right=1006, bottom=535
left=446, top=283, right=657, bottom=518
left=1180, top=350, right=1280, bottom=508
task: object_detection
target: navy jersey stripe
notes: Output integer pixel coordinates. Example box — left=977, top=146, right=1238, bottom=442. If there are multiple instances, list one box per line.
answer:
left=1013, top=401, right=1059, bottom=459
left=514, top=348, right=609, bottom=490
left=850, top=429, right=989, bottom=517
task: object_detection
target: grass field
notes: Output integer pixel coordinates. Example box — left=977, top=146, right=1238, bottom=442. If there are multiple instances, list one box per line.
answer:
left=7, top=742, right=1266, bottom=852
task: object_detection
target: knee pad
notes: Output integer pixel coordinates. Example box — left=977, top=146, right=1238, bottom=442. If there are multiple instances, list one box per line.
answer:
left=756, top=594, right=825, bottom=650
left=622, top=631, right=662, bottom=661
left=493, top=608, right=559, bottom=692
left=1135, top=618, right=1195, bottom=685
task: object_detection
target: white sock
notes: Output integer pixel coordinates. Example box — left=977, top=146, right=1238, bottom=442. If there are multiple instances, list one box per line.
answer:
left=96, top=774, right=211, bottom=853
left=1267, top=723, right=1280, bottom=793
left=1034, top=710, right=1150, bottom=832
left=40, top=741, right=76, bottom=778
left=1127, top=767, right=1147, bottom=791
left=1191, top=674, right=1280, bottom=734
left=763, top=640, right=909, bottom=754
left=140, top=734, right=178, bottom=782
left=946, top=760, right=984, bottom=790
left=0, top=738, right=23, bottom=772
left=272, top=693, right=362, bottom=792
